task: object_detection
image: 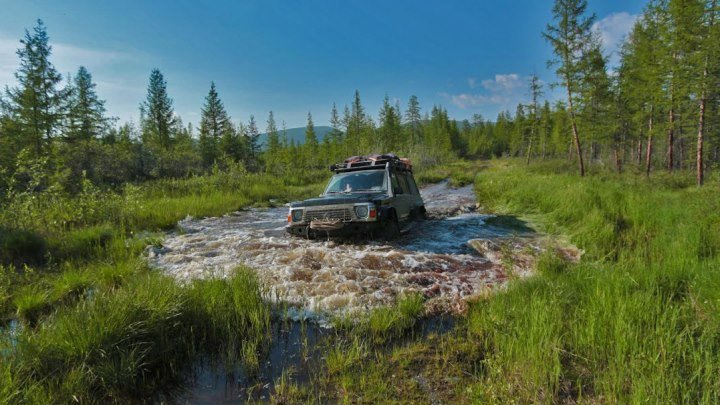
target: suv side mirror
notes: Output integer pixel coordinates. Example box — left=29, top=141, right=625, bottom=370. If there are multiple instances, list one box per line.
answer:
left=394, top=187, right=403, bottom=194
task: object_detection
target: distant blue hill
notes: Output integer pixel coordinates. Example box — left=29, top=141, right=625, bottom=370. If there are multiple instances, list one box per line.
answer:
left=258, top=126, right=334, bottom=149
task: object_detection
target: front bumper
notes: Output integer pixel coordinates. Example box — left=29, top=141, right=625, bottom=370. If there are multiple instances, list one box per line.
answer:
left=287, top=203, right=379, bottom=237
left=286, top=221, right=383, bottom=237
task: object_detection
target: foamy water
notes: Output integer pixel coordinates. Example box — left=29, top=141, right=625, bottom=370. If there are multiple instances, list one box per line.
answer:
left=148, top=181, right=536, bottom=317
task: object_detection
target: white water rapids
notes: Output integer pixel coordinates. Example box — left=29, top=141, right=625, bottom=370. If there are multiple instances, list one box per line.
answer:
left=148, top=181, right=540, bottom=318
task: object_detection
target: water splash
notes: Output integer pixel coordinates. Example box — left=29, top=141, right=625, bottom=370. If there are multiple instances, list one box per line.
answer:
left=148, top=181, right=534, bottom=317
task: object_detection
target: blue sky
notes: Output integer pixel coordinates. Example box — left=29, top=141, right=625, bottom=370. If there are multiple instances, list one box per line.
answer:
left=0, top=0, right=646, bottom=129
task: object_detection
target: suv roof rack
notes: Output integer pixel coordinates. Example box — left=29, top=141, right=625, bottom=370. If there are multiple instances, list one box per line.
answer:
left=330, top=154, right=413, bottom=173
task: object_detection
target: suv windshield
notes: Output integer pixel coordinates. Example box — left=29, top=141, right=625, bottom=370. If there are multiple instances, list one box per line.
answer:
left=324, top=170, right=387, bottom=194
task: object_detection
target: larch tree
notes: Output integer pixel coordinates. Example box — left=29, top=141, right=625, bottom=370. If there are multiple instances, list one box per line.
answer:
left=696, top=0, right=719, bottom=185
left=664, top=0, right=705, bottom=171
left=578, top=42, right=612, bottom=162
left=543, top=0, right=596, bottom=176
left=405, top=95, right=423, bottom=149
left=3, top=19, right=66, bottom=156
left=527, top=74, right=543, bottom=164
left=620, top=7, right=666, bottom=176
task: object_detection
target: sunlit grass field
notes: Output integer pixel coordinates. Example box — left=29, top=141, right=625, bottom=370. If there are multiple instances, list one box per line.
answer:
left=2, top=159, right=719, bottom=404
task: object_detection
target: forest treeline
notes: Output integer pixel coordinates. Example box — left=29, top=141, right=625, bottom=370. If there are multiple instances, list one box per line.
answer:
left=1, top=0, right=720, bottom=199
left=0, top=20, right=466, bottom=197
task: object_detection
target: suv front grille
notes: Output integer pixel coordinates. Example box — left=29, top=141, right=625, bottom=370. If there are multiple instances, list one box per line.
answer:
left=304, top=208, right=353, bottom=222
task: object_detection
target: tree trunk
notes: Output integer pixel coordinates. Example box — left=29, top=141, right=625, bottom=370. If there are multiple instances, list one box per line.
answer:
left=667, top=107, right=674, bottom=171
left=698, top=90, right=707, bottom=186
left=526, top=135, right=533, bottom=165
left=667, top=63, right=675, bottom=172
left=697, top=0, right=715, bottom=186
left=636, top=138, right=643, bottom=165
left=614, top=147, right=622, bottom=174
left=566, top=80, right=585, bottom=177
left=646, top=109, right=654, bottom=177
left=679, top=135, right=685, bottom=170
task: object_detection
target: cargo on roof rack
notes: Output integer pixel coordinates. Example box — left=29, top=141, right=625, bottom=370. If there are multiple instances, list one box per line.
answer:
left=329, top=154, right=413, bottom=173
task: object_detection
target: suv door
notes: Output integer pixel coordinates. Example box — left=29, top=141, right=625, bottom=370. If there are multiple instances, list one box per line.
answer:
left=390, top=172, right=412, bottom=220
left=405, top=173, right=424, bottom=210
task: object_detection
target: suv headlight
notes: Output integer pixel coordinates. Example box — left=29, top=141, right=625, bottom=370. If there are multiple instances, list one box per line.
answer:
left=354, top=205, right=370, bottom=219
left=291, top=209, right=303, bottom=222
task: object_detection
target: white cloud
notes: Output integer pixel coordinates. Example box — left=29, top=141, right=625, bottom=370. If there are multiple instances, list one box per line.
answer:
left=444, top=73, right=527, bottom=110
left=0, top=35, right=138, bottom=87
left=0, top=34, right=150, bottom=122
left=0, top=38, right=19, bottom=87
left=481, top=73, right=523, bottom=93
left=593, top=12, right=638, bottom=58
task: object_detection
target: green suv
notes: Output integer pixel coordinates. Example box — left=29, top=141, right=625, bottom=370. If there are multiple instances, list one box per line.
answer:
left=286, top=154, right=426, bottom=239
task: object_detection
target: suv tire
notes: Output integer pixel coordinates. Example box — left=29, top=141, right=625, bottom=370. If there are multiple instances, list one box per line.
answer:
left=381, top=212, right=400, bottom=241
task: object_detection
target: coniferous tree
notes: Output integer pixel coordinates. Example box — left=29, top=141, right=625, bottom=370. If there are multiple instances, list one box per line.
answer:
left=578, top=42, right=613, bottom=162
left=140, top=69, right=176, bottom=150
left=348, top=90, right=367, bottom=153
left=304, top=112, right=319, bottom=168
left=539, top=100, right=553, bottom=159
left=265, top=111, right=280, bottom=172
left=342, top=105, right=351, bottom=157
left=663, top=0, right=705, bottom=171
left=198, top=82, right=232, bottom=168
left=696, top=0, right=719, bottom=185
left=527, top=74, right=543, bottom=164
left=65, top=66, right=109, bottom=143
left=3, top=19, right=66, bottom=156
left=405, top=95, right=423, bottom=150
left=543, top=0, right=596, bottom=176
left=328, top=102, right=344, bottom=161
left=620, top=7, right=666, bottom=176
left=220, top=122, right=246, bottom=165
left=246, top=115, right=260, bottom=170
left=378, top=95, right=401, bottom=152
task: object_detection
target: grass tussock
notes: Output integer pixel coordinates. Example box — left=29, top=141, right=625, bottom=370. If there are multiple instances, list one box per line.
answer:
left=2, top=267, right=271, bottom=404
left=332, top=293, right=425, bottom=344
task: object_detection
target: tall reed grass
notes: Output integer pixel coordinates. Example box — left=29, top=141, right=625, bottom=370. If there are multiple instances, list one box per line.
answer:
left=467, top=160, right=720, bottom=404
left=2, top=267, right=270, bottom=404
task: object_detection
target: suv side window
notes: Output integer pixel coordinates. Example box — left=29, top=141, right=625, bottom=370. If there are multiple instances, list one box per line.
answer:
left=398, top=174, right=411, bottom=195
left=391, top=173, right=403, bottom=194
left=407, top=174, right=420, bottom=195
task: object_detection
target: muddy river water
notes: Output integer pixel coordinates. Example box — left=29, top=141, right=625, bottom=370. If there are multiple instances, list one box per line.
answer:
left=149, top=181, right=540, bottom=318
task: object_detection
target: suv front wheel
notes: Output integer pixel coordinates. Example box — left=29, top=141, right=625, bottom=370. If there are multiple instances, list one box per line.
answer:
left=380, top=212, right=400, bottom=241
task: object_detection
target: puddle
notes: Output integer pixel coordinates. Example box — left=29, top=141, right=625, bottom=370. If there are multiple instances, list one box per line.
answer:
left=0, top=319, right=20, bottom=357
left=149, top=181, right=536, bottom=318
left=180, top=320, right=326, bottom=404
left=176, top=316, right=456, bottom=404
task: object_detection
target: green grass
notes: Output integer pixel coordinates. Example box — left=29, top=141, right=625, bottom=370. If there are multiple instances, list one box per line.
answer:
left=464, top=160, right=720, bottom=404
left=6, top=157, right=716, bottom=403
left=3, top=267, right=271, bottom=404
left=331, top=293, right=425, bottom=344
left=281, top=159, right=720, bottom=404
left=0, top=169, right=325, bottom=268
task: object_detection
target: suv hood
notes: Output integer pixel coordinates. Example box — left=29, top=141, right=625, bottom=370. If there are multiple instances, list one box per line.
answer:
left=290, top=192, right=387, bottom=208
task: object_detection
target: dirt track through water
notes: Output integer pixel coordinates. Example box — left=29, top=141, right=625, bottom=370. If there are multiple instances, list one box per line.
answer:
left=149, top=181, right=537, bottom=318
